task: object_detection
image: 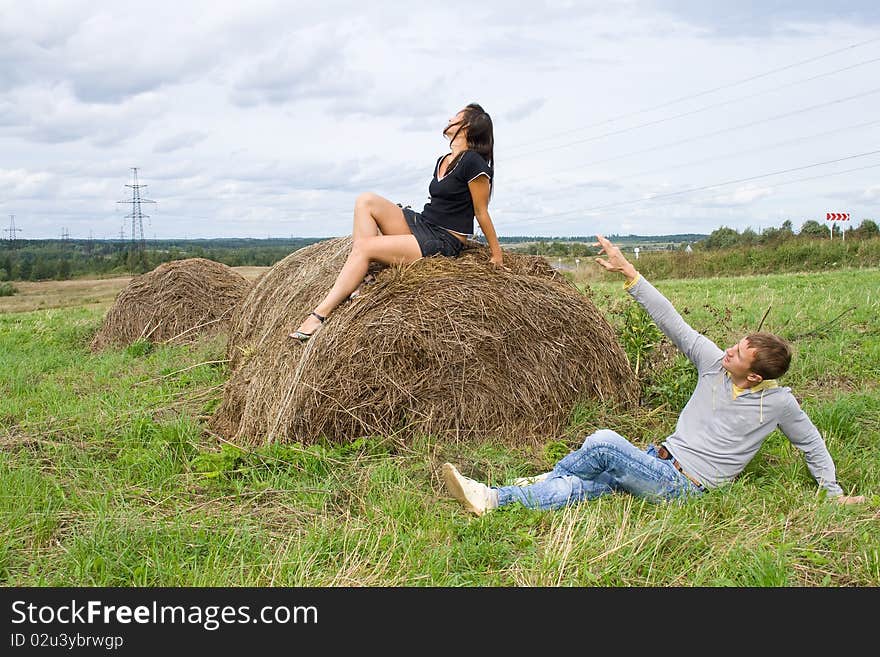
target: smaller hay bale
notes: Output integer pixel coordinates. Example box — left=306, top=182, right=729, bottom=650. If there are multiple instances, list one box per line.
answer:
left=90, top=258, right=251, bottom=350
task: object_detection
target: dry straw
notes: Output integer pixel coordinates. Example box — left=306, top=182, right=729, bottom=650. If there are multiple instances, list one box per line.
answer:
left=90, top=258, right=251, bottom=351
left=211, top=237, right=637, bottom=445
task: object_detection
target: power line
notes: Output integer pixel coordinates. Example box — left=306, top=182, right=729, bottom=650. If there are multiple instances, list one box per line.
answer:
left=505, top=55, right=880, bottom=162
left=532, top=117, right=880, bottom=195
left=626, top=159, right=880, bottom=213
left=521, top=149, right=880, bottom=224
left=618, top=118, right=880, bottom=182
left=503, top=86, right=880, bottom=186
left=506, top=35, right=880, bottom=154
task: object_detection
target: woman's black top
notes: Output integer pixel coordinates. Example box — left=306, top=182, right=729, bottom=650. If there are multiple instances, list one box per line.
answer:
left=420, top=150, right=493, bottom=235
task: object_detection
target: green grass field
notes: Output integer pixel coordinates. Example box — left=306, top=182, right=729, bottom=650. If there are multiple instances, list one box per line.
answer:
left=1, top=268, right=878, bottom=586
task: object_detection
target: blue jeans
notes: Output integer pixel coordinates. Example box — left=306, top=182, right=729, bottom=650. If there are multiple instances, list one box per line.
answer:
left=495, top=430, right=704, bottom=510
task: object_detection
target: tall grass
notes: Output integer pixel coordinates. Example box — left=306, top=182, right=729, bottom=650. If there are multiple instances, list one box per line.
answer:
left=0, top=270, right=878, bottom=586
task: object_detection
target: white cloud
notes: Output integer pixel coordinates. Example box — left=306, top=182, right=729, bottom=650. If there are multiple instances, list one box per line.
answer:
left=505, top=98, right=548, bottom=122
left=708, top=185, right=775, bottom=207
left=229, top=25, right=369, bottom=108
left=862, top=184, right=880, bottom=200
left=0, top=82, right=161, bottom=145
left=0, top=168, right=55, bottom=198
left=153, top=131, right=209, bottom=154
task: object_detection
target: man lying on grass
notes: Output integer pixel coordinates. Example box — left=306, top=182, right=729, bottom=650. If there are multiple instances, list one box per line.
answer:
left=443, top=234, right=865, bottom=515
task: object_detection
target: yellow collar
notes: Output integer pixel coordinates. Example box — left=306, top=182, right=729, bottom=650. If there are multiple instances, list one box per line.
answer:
left=726, top=371, right=778, bottom=400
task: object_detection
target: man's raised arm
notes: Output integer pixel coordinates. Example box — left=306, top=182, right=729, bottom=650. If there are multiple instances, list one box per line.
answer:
left=593, top=234, right=722, bottom=373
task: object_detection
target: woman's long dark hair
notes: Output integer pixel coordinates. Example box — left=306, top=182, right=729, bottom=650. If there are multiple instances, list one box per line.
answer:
left=446, top=103, right=494, bottom=189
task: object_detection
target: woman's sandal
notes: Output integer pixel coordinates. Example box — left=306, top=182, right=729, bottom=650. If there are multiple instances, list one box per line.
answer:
left=289, top=311, right=326, bottom=342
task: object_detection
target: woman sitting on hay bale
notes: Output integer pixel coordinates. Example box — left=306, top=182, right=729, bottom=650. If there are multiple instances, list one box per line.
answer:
left=290, top=102, right=505, bottom=342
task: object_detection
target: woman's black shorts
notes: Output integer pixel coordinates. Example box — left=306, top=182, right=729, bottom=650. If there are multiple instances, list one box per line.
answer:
left=402, top=207, right=464, bottom=258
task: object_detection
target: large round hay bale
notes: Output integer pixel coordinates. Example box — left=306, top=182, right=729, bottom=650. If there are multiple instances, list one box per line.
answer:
left=210, top=238, right=638, bottom=445
left=90, top=258, right=251, bottom=350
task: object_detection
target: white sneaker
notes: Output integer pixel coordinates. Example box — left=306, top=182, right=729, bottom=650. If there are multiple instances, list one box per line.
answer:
left=511, top=472, right=551, bottom=487
left=442, top=463, right=499, bottom=516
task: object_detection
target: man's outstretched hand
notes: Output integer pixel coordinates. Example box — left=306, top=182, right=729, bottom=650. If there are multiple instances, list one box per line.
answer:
left=593, top=234, right=639, bottom=283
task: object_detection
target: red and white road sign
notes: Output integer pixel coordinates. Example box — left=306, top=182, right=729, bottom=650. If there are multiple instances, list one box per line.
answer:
left=825, top=212, right=850, bottom=221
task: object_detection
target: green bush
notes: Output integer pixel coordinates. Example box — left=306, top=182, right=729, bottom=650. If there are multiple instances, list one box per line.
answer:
left=0, top=282, right=17, bottom=297
left=618, top=302, right=663, bottom=376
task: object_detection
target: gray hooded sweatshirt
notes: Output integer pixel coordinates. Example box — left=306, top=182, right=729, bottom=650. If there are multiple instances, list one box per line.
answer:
left=628, top=275, right=843, bottom=496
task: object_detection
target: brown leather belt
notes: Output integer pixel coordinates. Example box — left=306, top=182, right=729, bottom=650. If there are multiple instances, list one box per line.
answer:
left=657, top=445, right=704, bottom=489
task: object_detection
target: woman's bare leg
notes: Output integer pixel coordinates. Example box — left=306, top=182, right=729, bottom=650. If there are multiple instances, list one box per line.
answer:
left=348, top=193, right=412, bottom=296
left=292, top=234, right=422, bottom=336
left=352, top=192, right=411, bottom=240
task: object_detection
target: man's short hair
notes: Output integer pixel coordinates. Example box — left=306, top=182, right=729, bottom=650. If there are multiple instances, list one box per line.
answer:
left=746, top=332, right=792, bottom=379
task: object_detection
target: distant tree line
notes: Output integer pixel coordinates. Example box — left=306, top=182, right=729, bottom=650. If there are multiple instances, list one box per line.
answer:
left=511, top=219, right=878, bottom=257
left=697, top=219, right=878, bottom=250
left=0, top=238, right=323, bottom=282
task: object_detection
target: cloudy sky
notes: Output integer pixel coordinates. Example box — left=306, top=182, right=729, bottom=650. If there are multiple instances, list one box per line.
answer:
left=2, top=0, right=879, bottom=239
